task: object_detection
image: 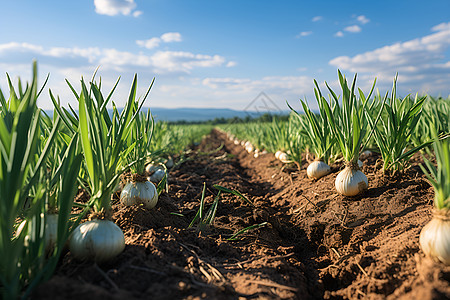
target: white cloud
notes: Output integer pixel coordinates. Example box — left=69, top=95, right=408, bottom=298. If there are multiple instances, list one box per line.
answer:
left=194, top=75, right=317, bottom=111
left=432, top=22, right=450, bottom=32
left=160, top=32, right=182, bottom=43
left=0, top=42, right=229, bottom=74
left=137, top=32, right=182, bottom=49
left=202, top=75, right=313, bottom=96
left=132, top=10, right=143, bottom=17
left=357, top=15, right=370, bottom=24
left=344, top=25, right=362, bottom=33
left=296, top=31, right=312, bottom=38
left=136, top=37, right=161, bottom=49
left=335, top=31, right=344, bottom=37
left=226, top=61, right=237, bottom=67
left=151, top=51, right=225, bottom=73
left=312, top=16, right=323, bottom=22
left=94, top=0, right=139, bottom=17
left=329, top=22, right=450, bottom=94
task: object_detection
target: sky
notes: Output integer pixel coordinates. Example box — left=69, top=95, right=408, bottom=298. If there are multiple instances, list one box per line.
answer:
left=1, top=0, right=450, bottom=112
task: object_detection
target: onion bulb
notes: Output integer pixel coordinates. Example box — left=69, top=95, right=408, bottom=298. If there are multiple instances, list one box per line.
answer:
left=420, top=209, right=450, bottom=265
left=44, top=213, right=59, bottom=253
left=16, top=213, right=59, bottom=254
left=275, top=151, right=282, bottom=159
left=69, top=219, right=125, bottom=263
left=120, top=180, right=158, bottom=209
left=164, top=157, right=174, bottom=169
left=145, top=163, right=159, bottom=174
left=150, top=169, right=166, bottom=183
left=335, top=165, right=368, bottom=196
left=278, top=152, right=289, bottom=163
left=307, top=160, right=331, bottom=180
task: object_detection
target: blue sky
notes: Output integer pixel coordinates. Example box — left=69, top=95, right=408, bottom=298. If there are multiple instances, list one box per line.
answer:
left=1, top=0, right=450, bottom=111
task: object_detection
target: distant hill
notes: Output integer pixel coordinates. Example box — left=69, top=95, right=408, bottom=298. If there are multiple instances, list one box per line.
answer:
left=146, top=107, right=289, bottom=122
left=43, top=107, right=290, bottom=122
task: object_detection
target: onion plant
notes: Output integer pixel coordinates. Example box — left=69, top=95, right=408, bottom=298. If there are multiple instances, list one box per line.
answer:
left=121, top=98, right=160, bottom=210
left=67, top=73, right=151, bottom=262
left=321, top=70, right=382, bottom=196
left=419, top=129, right=450, bottom=264
left=411, top=96, right=450, bottom=150
left=286, top=117, right=307, bottom=168
left=288, top=79, right=335, bottom=179
left=189, top=183, right=254, bottom=232
left=0, top=62, right=81, bottom=299
left=366, top=76, right=428, bottom=174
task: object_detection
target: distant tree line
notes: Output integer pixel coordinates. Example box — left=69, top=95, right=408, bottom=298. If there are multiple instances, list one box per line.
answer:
left=167, top=112, right=290, bottom=125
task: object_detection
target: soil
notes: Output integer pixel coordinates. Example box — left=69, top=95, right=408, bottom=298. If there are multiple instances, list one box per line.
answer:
left=32, top=129, right=450, bottom=300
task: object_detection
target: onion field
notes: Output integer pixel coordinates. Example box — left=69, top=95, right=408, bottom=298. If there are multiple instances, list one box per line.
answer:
left=1, top=63, right=450, bottom=299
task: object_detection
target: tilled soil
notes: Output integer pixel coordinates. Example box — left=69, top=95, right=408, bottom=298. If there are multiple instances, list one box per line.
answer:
left=33, top=129, right=450, bottom=299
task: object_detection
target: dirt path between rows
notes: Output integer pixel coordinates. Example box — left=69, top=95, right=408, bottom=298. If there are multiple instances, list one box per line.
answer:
left=33, top=129, right=450, bottom=299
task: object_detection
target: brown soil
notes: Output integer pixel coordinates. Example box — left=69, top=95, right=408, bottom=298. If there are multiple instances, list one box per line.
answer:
left=32, top=129, right=450, bottom=299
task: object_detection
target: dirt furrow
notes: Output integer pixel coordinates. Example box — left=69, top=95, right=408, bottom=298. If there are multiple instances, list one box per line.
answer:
left=33, top=129, right=450, bottom=300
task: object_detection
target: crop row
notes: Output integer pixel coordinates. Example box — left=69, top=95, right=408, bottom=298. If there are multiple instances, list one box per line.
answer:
left=219, top=71, right=450, bottom=266
left=0, top=62, right=210, bottom=299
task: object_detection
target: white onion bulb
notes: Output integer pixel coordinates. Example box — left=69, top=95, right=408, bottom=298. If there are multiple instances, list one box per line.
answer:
left=164, top=157, right=174, bottom=169
left=120, top=180, right=158, bottom=209
left=420, top=210, right=450, bottom=265
left=45, top=213, right=59, bottom=253
left=145, top=163, right=159, bottom=174
left=335, top=165, right=368, bottom=196
left=278, top=152, right=289, bottom=163
left=307, top=160, right=331, bottom=180
left=275, top=151, right=282, bottom=159
left=69, top=219, right=125, bottom=263
left=150, top=169, right=166, bottom=183
left=16, top=213, right=59, bottom=254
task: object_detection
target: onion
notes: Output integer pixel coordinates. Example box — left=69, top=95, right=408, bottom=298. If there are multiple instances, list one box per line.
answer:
left=16, top=213, right=59, bottom=254
left=307, top=160, right=331, bottom=180
left=145, top=163, right=159, bottom=174
left=358, top=159, right=363, bottom=168
left=164, top=157, right=174, bottom=169
left=150, top=169, right=166, bottom=183
left=335, top=165, right=368, bottom=196
left=44, top=214, right=59, bottom=253
left=246, top=144, right=254, bottom=153
left=275, top=151, right=282, bottom=159
left=278, top=152, right=289, bottom=163
left=120, top=180, right=158, bottom=209
left=69, top=219, right=125, bottom=263
left=420, top=209, right=450, bottom=265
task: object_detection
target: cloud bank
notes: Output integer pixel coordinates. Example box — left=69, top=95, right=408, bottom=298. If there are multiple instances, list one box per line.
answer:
left=330, top=22, right=450, bottom=93
left=0, top=42, right=228, bottom=74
